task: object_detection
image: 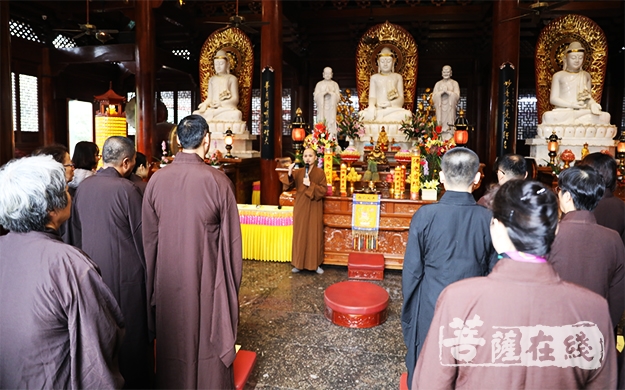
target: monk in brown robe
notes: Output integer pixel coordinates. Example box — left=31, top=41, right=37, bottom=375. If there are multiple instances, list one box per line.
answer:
left=70, top=136, right=151, bottom=389
left=283, top=147, right=327, bottom=273
left=414, top=180, right=617, bottom=389
left=549, top=166, right=624, bottom=327
left=579, top=152, right=625, bottom=246
left=0, top=155, right=125, bottom=389
left=142, top=115, right=242, bottom=389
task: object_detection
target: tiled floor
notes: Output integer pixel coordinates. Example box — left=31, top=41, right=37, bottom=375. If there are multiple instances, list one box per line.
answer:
left=237, top=260, right=406, bottom=390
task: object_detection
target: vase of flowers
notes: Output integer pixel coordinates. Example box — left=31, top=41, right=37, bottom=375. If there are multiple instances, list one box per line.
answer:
left=303, top=122, right=339, bottom=168
left=337, top=89, right=365, bottom=147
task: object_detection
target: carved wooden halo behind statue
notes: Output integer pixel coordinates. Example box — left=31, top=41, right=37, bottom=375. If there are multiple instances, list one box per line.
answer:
left=355, top=21, right=418, bottom=112
left=535, top=14, right=608, bottom=123
left=198, top=27, right=254, bottom=123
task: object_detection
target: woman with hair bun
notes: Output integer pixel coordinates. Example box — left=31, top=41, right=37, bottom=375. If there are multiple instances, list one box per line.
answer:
left=412, top=180, right=617, bottom=390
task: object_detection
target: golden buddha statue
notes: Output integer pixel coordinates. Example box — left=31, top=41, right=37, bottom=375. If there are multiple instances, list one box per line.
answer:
left=377, top=126, right=389, bottom=151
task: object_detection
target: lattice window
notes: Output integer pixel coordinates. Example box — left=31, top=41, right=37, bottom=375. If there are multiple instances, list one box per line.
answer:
left=126, top=92, right=136, bottom=135
left=9, top=19, right=41, bottom=43
left=172, top=49, right=190, bottom=60
left=251, top=89, right=261, bottom=135
left=177, top=91, right=192, bottom=123
left=622, top=86, right=625, bottom=131
left=282, top=88, right=292, bottom=135
left=160, top=91, right=175, bottom=123
left=13, top=74, right=40, bottom=133
left=517, top=90, right=537, bottom=140
left=52, top=34, right=76, bottom=49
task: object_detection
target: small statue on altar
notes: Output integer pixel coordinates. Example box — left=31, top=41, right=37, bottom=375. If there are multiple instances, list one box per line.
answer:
left=194, top=50, right=243, bottom=122
left=542, top=42, right=611, bottom=125
left=377, top=126, right=389, bottom=151
left=359, top=47, right=412, bottom=122
left=581, top=143, right=590, bottom=160
left=368, top=143, right=388, bottom=165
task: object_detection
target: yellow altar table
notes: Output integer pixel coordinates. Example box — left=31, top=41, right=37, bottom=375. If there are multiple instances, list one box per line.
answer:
left=238, top=204, right=293, bottom=262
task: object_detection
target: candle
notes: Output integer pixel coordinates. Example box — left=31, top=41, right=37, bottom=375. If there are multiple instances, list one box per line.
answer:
left=340, top=163, right=347, bottom=197
left=324, top=153, right=333, bottom=185
left=394, top=166, right=402, bottom=199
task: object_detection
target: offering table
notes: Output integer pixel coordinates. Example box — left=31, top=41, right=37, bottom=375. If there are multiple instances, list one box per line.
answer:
left=323, top=195, right=436, bottom=270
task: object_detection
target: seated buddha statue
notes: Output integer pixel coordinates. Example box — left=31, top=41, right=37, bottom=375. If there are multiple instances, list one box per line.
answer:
left=542, top=42, right=611, bottom=125
left=377, top=126, right=389, bottom=151
left=194, top=50, right=243, bottom=122
left=359, top=48, right=412, bottom=123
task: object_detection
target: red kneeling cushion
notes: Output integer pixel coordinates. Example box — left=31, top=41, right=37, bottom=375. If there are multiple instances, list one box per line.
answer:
left=348, top=253, right=385, bottom=270
left=324, top=281, right=389, bottom=315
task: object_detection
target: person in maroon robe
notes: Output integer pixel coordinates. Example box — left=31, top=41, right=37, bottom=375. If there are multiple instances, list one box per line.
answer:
left=402, top=147, right=498, bottom=387
left=579, top=152, right=625, bottom=246
left=414, top=180, right=617, bottom=389
left=284, top=147, right=327, bottom=274
left=549, top=165, right=624, bottom=327
left=0, top=155, right=125, bottom=389
left=477, top=154, right=527, bottom=208
left=142, top=115, right=242, bottom=389
left=70, top=136, right=151, bottom=389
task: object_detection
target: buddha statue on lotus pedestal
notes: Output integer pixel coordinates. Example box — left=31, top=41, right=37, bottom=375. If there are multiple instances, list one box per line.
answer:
left=359, top=47, right=412, bottom=136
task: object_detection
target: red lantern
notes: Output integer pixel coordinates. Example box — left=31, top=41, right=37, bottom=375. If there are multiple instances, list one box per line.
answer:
left=454, top=129, right=469, bottom=145
left=292, top=127, right=306, bottom=142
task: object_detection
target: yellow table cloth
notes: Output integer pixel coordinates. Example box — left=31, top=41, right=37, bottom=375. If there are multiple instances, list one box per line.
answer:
left=238, top=204, right=293, bottom=262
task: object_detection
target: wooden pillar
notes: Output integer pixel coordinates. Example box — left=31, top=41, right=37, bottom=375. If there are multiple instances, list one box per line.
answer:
left=488, top=0, right=520, bottom=164
left=41, top=48, right=55, bottom=146
left=260, top=0, right=283, bottom=205
left=135, top=0, right=160, bottom=164
left=0, top=1, right=13, bottom=165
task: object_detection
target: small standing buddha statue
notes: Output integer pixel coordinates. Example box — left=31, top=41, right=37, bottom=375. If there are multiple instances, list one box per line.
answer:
left=378, top=126, right=389, bottom=152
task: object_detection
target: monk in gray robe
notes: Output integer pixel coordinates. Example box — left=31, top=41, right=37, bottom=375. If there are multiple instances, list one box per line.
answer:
left=0, top=155, right=125, bottom=389
left=282, top=148, right=327, bottom=274
left=549, top=166, right=625, bottom=327
left=402, top=148, right=498, bottom=388
left=142, top=115, right=242, bottom=389
left=414, top=180, right=617, bottom=389
left=71, top=136, right=151, bottom=388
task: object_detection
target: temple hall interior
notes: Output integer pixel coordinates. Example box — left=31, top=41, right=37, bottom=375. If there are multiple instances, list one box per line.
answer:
left=1, top=1, right=624, bottom=389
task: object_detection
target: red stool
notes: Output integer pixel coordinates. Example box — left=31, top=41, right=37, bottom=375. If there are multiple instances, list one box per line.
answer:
left=348, top=253, right=385, bottom=280
left=324, top=280, right=389, bottom=328
left=233, top=350, right=257, bottom=390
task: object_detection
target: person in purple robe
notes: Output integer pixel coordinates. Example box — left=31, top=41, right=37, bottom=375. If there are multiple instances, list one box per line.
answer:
left=142, top=115, right=242, bottom=389
left=414, top=180, right=617, bottom=389
left=549, top=165, right=624, bottom=327
left=0, top=155, right=125, bottom=389
left=402, top=147, right=498, bottom=388
left=578, top=152, right=625, bottom=245
left=70, top=136, right=152, bottom=389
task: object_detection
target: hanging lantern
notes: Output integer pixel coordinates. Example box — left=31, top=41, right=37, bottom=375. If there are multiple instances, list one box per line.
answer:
left=94, top=82, right=126, bottom=168
left=291, top=107, right=308, bottom=167
left=454, top=109, right=469, bottom=145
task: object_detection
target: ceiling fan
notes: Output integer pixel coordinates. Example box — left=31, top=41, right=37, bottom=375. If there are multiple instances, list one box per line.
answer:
left=500, top=0, right=569, bottom=23
left=203, top=0, right=269, bottom=35
left=53, top=0, right=119, bottom=43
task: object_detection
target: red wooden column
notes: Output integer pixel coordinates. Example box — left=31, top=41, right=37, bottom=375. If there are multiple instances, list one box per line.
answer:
left=41, top=48, right=55, bottom=146
left=488, top=0, right=520, bottom=164
left=135, top=0, right=161, bottom=164
left=260, top=0, right=283, bottom=205
left=0, top=1, right=13, bottom=165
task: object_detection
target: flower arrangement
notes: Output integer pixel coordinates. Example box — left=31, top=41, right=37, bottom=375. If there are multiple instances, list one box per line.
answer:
left=207, top=150, right=223, bottom=166
left=303, top=122, right=338, bottom=156
left=337, top=89, right=365, bottom=140
left=400, top=89, right=456, bottom=187
left=400, top=88, right=437, bottom=142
